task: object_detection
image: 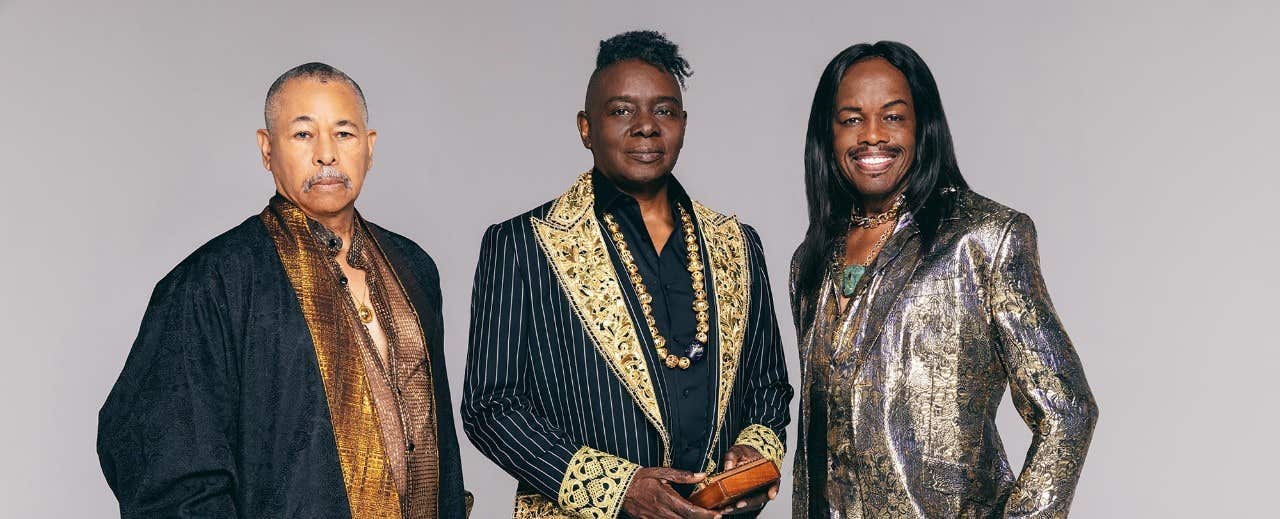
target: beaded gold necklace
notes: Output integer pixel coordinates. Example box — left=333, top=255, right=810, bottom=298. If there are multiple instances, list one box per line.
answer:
left=603, top=204, right=709, bottom=370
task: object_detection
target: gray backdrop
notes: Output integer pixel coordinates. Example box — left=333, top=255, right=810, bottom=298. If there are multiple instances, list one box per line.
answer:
left=2, top=0, right=1276, bottom=517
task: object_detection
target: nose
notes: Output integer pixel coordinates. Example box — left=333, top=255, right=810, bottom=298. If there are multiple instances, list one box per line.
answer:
left=630, top=111, right=660, bottom=138
left=314, top=134, right=337, bottom=166
left=859, top=119, right=887, bottom=147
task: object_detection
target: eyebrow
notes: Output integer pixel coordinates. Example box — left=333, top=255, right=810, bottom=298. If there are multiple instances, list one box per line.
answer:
left=837, top=99, right=909, bottom=112
left=604, top=95, right=683, bottom=106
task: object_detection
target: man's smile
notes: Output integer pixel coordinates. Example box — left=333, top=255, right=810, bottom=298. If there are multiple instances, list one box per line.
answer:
left=850, top=148, right=900, bottom=175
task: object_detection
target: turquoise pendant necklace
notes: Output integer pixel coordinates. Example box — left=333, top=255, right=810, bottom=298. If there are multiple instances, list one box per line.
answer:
left=840, top=264, right=866, bottom=297
left=836, top=196, right=904, bottom=298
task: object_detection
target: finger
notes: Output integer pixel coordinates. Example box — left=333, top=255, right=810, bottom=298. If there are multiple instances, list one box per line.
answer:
left=650, top=467, right=707, bottom=484
left=664, top=488, right=719, bottom=519
left=652, top=488, right=686, bottom=519
left=768, top=483, right=779, bottom=499
left=743, top=493, right=770, bottom=508
left=735, top=447, right=762, bottom=463
left=719, top=499, right=747, bottom=513
left=721, top=493, right=770, bottom=515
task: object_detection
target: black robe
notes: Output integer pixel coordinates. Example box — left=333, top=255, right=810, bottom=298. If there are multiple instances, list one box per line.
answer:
left=97, top=212, right=467, bottom=518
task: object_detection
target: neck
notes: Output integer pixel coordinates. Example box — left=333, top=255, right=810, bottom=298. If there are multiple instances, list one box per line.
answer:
left=858, top=188, right=904, bottom=215
left=629, top=183, right=671, bottom=223
left=604, top=170, right=673, bottom=223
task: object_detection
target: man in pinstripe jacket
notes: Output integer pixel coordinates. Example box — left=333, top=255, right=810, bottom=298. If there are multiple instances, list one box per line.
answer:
left=462, top=31, right=793, bottom=519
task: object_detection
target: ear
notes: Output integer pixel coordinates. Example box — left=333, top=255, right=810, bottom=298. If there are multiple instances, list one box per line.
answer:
left=256, top=129, right=272, bottom=171
left=576, top=110, right=591, bottom=149
left=366, top=129, right=378, bottom=168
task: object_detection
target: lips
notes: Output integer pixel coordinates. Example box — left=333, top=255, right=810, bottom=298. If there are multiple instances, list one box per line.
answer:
left=625, top=149, right=665, bottom=163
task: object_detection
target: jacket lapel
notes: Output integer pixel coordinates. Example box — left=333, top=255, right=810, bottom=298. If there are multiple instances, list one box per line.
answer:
left=691, top=202, right=751, bottom=463
left=530, top=172, right=670, bottom=463
left=260, top=199, right=401, bottom=518
left=857, top=217, right=923, bottom=363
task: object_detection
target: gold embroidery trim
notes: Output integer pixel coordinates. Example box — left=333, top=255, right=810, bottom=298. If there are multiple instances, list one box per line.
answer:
left=513, top=493, right=570, bottom=519
left=530, top=172, right=669, bottom=464
left=261, top=201, right=401, bottom=518
left=557, top=446, right=640, bottom=519
left=692, top=202, right=752, bottom=461
left=733, top=424, right=785, bottom=469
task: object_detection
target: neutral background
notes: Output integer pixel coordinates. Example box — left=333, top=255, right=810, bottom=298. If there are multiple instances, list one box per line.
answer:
left=2, top=0, right=1276, bottom=517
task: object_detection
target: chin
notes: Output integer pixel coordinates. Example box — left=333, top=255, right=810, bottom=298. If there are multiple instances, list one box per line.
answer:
left=844, top=169, right=907, bottom=200
left=854, top=180, right=896, bottom=196
left=299, top=194, right=355, bottom=216
left=610, top=165, right=672, bottom=186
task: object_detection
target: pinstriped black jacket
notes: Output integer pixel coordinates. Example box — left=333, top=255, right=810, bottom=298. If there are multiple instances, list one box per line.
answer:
left=461, top=173, right=793, bottom=518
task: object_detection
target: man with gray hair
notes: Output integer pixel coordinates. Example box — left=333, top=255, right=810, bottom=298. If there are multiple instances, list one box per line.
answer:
left=97, top=62, right=470, bottom=518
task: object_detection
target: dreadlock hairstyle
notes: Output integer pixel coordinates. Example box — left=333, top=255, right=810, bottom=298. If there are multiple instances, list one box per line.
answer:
left=590, top=30, right=693, bottom=92
left=793, top=41, right=969, bottom=309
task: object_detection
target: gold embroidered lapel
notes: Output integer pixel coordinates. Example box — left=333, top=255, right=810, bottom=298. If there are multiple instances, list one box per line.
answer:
left=692, top=201, right=751, bottom=460
left=530, top=172, right=670, bottom=463
left=261, top=200, right=401, bottom=518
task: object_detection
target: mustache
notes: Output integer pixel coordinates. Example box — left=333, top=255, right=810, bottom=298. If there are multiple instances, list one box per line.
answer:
left=301, top=166, right=352, bottom=192
left=849, top=144, right=906, bottom=157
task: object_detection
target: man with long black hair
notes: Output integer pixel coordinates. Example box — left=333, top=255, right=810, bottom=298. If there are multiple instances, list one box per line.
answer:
left=463, top=30, right=792, bottom=518
left=790, top=42, right=1098, bottom=518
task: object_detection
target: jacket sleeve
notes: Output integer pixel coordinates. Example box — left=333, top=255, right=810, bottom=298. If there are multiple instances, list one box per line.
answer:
left=97, top=268, right=240, bottom=518
left=729, top=225, right=794, bottom=469
left=788, top=246, right=805, bottom=341
left=461, top=223, right=638, bottom=519
left=988, top=214, right=1099, bottom=518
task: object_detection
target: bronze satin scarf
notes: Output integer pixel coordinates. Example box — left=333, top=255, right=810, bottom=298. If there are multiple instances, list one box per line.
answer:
left=261, top=198, right=402, bottom=518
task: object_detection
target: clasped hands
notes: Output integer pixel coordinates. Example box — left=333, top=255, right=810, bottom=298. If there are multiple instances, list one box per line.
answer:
left=620, top=445, right=779, bottom=519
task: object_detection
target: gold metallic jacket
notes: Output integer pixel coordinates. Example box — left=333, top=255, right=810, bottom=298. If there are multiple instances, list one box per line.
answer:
left=789, top=190, right=1098, bottom=518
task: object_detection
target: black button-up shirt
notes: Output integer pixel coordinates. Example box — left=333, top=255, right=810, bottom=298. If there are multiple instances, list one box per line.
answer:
left=592, top=170, right=714, bottom=476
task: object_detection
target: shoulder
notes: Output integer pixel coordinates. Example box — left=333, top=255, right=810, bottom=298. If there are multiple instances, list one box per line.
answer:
left=366, top=221, right=440, bottom=277
left=149, top=215, right=275, bottom=302
left=944, top=189, right=1038, bottom=255
left=166, top=216, right=273, bottom=282
left=948, top=189, right=1032, bottom=235
left=485, top=199, right=555, bottom=239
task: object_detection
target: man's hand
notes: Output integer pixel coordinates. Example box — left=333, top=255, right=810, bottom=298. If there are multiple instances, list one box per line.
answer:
left=716, top=445, right=778, bottom=516
left=622, top=467, right=720, bottom=519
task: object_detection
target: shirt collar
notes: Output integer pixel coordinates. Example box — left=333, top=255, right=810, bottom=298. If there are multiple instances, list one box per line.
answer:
left=590, top=168, right=692, bottom=213
left=297, top=203, right=369, bottom=264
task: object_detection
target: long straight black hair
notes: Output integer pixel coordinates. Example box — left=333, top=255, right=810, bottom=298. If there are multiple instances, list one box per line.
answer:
left=794, top=41, right=968, bottom=306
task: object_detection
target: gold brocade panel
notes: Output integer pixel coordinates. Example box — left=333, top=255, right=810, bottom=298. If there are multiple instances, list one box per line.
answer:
left=261, top=200, right=401, bottom=518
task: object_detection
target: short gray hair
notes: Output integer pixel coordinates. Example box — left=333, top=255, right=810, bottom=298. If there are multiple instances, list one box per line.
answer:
left=264, top=62, right=368, bottom=131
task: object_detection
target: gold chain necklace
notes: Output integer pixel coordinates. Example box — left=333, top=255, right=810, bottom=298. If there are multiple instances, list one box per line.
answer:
left=604, top=204, right=710, bottom=370
left=834, top=196, right=904, bottom=297
left=849, top=196, right=904, bottom=228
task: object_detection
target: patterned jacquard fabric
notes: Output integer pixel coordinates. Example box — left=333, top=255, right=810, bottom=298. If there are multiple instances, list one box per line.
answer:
left=789, top=190, right=1098, bottom=519
left=281, top=198, right=444, bottom=518
left=322, top=219, right=442, bottom=519
left=263, top=198, right=402, bottom=518
left=96, top=195, right=469, bottom=518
